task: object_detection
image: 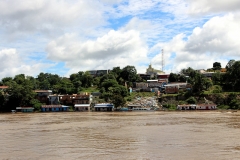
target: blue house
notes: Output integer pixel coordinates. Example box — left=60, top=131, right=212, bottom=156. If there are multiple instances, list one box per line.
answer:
left=41, top=105, right=69, bottom=112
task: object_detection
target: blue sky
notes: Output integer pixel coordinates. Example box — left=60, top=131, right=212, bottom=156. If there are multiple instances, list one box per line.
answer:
left=1, top=0, right=240, bottom=79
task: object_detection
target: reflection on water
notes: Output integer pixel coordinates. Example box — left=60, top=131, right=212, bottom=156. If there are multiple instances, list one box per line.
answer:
left=0, top=111, right=240, bottom=160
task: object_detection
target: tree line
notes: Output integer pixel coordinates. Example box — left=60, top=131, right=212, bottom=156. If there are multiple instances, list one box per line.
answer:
left=0, top=65, right=140, bottom=111
left=0, top=60, right=240, bottom=111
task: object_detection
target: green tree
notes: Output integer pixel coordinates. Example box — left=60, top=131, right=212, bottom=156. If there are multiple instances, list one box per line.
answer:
left=224, top=61, right=240, bottom=91
left=186, top=96, right=197, bottom=104
left=226, top=59, right=235, bottom=71
left=212, top=71, right=222, bottom=85
left=120, top=65, right=138, bottom=82
left=5, top=76, right=36, bottom=110
left=168, top=73, right=178, bottom=82
left=213, top=62, right=221, bottom=71
left=111, top=94, right=126, bottom=109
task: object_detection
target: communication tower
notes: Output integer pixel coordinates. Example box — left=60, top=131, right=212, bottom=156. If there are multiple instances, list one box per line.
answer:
left=161, top=49, right=164, bottom=72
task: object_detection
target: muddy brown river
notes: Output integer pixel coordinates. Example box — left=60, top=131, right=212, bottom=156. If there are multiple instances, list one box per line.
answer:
left=0, top=111, right=240, bottom=160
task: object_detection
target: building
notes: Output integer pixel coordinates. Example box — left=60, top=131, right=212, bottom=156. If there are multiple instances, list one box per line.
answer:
left=41, top=105, right=69, bottom=112
left=196, top=104, right=217, bottom=110
left=146, top=64, right=164, bottom=78
left=177, top=104, right=197, bottom=110
left=74, top=104, right=90, bottom=111
left=87, top=70, right=110, bottom=77
left=94, top=103, right=114, bottom=111
left=164, top=83, right=191, bottom=94
left=138, top=74, right=151, bottom=80
left=157, top=74, right=170, bottom=80
left=35, top=90, right=53, bottom=104
left=177, top=104, right=217, bottom=110
left=16, top=107, right=34, bottom=112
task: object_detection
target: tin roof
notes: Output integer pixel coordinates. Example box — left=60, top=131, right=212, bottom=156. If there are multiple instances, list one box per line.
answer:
left=41, top=105, right=64, bottom=108
left=74, top=104, right=90, bottom=107
left=35, top=90, right=52, bottom=93
left=0, top=86, right=8, bottom=89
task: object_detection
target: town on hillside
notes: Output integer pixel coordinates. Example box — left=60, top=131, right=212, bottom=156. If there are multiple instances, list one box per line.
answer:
left=0, top=60, right=240, bottom=112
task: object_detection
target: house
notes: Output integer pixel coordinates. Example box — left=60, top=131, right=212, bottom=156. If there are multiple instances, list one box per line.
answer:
left=147, top=80, right=160, bottom=86
left=135, top=82, right=148, bottom=89
left=74, top=104, right=90, bottom=111
left=35, top=90, right=53, bottom=104
left=72, top=94, right=90, bottom=105
left=164, top=84, right=179, bottom=94
left=157, top=74, right=170, bottom=80
left=164, top=83, right=191, bottom=94
left=16, top=107, right=34, bottom=112
left=94, top=103, right=114, bottom=111
left=41, top=105, right=69, bottom=112
left=177, top=104, right=197, bottom=110
left=177, top=104, right=217, bottom=110
left=138, top=74, right=151, bottom=80
left=196, top=104, right=217, bottom=110
left=49, top=95, right=61, bottom=105
left=87, top=70, right=111, bottom=77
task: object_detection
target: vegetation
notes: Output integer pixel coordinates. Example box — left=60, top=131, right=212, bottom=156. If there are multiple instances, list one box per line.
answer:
left=1, top=60, right=240, bottom=111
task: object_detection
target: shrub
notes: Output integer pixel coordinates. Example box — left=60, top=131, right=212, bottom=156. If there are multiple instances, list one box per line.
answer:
left=211, top=85, right=222, bottom=93
left=217, top=105, right=229, bottom=110
left=186, top=96, right=197, bottom=104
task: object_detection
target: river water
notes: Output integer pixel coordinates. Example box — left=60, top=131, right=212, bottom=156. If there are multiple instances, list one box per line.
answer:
left=0, top=111, right=240, bottom=160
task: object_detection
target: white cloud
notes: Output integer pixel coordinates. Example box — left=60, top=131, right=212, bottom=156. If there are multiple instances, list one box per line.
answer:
left=151, top=13, right=240, bottom=73
left=185, top=13, right=240, bottom=56
left=187, top=0, right=240, bottom=15
left=46, top=29, right=149, bottom=75
left=0, top=48, right=53, bottom=79
left=0, top=0, right=107, bottom=39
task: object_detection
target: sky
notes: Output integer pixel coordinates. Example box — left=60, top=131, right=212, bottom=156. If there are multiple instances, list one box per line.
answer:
left=1, top=0, right=240, bottom=79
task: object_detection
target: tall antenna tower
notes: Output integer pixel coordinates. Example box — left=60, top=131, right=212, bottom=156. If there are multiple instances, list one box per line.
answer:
left=161, top=49, right=164, bottom=72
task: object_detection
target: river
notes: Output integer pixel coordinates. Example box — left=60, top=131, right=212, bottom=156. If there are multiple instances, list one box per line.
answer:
left=0, top=111, right=240, bottom=160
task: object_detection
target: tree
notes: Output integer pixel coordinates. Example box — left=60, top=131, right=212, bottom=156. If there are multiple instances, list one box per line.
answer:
left=1, top=77, right=13, bottom=85
left=213, top=62, right=221, bottom=71
left=180, top=67, right=195, bottom=76
left=212, top=71, right=222, bottom=85
left=120, top=65, right=138, bottom=82
left=5, top=77, right=36, bottom=110
left=186, top=96, right=197, bottom=104
left=111, top=94, right=126, bottom=109
left=0, top=92, right=5, bottom=111
left=224, top=61, right=240, bottom=91
left=226, top=59, right=235, bottom=71
left=168, top=73, right=178, bottom=82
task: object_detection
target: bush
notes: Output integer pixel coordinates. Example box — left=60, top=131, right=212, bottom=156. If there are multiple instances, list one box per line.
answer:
left=178, top=101, right=187, bottom=105
left=229, top=99, right=240, bottom=110
left=217, top=105, right=229, bottom=110
left=186, top=96, right=197, bottom=104
left=162, top=104, right=177, bottom=110
left=211, top=85, right=222, bottom=93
